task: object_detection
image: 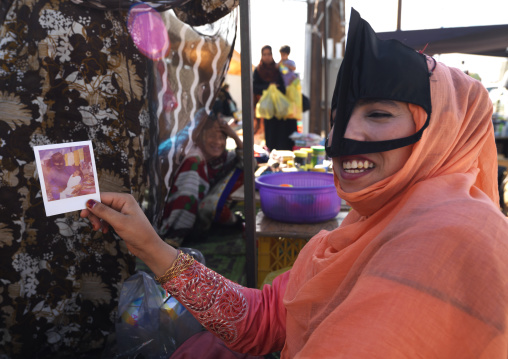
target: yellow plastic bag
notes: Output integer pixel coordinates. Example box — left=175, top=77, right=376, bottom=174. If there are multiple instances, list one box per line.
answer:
left=255, top=86, right=275, bottom=119
left=256, top=84, right=290, bottom=119
left=269, top=84, right=290, bottom=118
left=284, top=78, right=303, bottom=120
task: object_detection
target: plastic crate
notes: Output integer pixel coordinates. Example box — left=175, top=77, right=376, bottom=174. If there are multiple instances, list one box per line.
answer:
left=257, top=236, right=307, bottom=288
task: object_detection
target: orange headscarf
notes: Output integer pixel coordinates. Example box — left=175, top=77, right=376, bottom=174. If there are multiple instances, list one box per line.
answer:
left=283, top=62, right=508, bottom=358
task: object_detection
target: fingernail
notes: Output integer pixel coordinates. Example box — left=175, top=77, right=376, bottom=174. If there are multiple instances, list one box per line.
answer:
left=86, top=199, right=97, bottom=209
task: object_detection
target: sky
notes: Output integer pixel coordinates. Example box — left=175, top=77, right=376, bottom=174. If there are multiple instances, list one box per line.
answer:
left=243, top=0, right=307, bottom=70
left=238, top=0, right=508, bottom=85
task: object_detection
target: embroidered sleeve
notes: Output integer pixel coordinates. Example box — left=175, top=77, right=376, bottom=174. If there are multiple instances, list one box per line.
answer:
left=161, top=260, right=248, bottom=344
left=160, top=257, right=289, bottom=355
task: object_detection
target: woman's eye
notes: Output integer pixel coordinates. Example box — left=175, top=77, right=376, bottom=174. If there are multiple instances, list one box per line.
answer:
left=368, top=112, right=391, bottom=118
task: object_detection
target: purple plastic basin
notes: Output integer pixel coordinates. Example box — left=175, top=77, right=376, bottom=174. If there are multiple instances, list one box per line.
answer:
left=255, top=172, right=341, bottom=223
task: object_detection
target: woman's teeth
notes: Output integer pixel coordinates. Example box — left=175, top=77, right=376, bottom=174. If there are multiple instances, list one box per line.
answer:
left=342, top=159, right=374, bottom=173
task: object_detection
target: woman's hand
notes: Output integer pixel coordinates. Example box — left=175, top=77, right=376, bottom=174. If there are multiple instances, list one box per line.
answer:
left=219, top=119, right=243, bottom=149
left=80, top=192, right=177, bottom=275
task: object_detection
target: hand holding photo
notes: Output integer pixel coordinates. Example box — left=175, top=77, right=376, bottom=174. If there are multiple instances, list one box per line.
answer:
left=33, top=141, right=101, bottom=216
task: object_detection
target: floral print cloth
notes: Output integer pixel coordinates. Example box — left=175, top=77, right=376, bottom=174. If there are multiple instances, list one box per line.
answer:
left=0, top=1, right=151, bottom=358
left=0, top=0, right=237, bottom=357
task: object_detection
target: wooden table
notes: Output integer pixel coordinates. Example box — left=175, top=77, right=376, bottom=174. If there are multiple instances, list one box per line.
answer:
left=255, top=210, right=348, bottom=287
left=255, top=210, right=348, bottom=239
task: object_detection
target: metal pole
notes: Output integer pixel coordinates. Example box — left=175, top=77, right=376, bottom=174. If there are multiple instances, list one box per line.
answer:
left=323, top=0, right=330, bottom=136
left=309, top=0, right=323, bottom=135
left=239, top=0, right=257, bottom=288
left=397, top=0, right=402, bottom=31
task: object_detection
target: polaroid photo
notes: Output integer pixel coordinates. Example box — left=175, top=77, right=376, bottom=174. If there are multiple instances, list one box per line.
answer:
left=33, top=141, right=101, bottom=216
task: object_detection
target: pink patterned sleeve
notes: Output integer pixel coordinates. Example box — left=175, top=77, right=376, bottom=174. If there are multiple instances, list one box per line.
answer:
left=161, top=260, right=289, bottom=355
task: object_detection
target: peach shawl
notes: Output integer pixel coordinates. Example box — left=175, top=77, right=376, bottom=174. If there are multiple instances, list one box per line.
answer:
left=283, top=62, right=508, bottom=358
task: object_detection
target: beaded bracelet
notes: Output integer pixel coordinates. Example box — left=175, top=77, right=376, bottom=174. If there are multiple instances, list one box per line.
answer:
left=154, top=250, right=195, bottom=285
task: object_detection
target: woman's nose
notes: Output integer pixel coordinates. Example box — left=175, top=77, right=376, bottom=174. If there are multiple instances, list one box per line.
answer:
left=343, top=113, right=364, bottom=141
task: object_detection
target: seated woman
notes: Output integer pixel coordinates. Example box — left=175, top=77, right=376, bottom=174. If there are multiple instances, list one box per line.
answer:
left=81, top=9, right=508, bottom=358
left=159, top=109, right=244, bottom=247
left=60, top=168, right=83, bottom=199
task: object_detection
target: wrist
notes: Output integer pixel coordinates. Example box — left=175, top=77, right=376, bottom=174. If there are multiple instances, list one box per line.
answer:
left=154, top=250, right=195, bottom=285
left=138, top=237, right=179, bottom=277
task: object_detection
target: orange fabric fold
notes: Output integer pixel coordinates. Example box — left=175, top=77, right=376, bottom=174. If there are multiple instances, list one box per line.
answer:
left=283, top=62, right=508, bottom=358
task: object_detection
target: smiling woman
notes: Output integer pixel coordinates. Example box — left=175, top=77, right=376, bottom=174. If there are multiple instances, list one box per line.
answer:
left=331, top=99, right=416, bottom=192
left=79, top=8, right=508, bottom=358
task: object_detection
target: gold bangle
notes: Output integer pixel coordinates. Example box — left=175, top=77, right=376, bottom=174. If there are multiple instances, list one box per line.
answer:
left=154, top=251, right=195, bottom=285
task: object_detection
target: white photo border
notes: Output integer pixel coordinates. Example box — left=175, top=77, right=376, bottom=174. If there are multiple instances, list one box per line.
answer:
left=33, top=140, right=101, bottom=217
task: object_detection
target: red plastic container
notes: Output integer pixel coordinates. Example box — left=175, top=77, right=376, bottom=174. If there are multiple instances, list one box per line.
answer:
left=255, top=172, right=341, bottom=223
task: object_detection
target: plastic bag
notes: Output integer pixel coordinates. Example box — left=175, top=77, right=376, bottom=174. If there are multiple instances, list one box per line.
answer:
left=256, top=84, right=291, bottom=119
left=284, top=78, right=303, bottom=120
left=255, top=86, right=275, bottom=119
left=113, top=271, right=203, bottom=359
left=268, top=84, right=290, bottom=118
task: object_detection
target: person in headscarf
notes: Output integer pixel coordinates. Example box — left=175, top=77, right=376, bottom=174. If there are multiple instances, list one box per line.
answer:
left=253, top=45, right=297, bottom=151
left=80, top=8, right=508, bottom=358
left=45, top=152, right=78, bottom=201
left=159, top=109, right=244, bottom=248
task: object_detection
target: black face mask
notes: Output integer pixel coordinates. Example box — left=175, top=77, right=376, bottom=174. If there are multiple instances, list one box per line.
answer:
left=325, top=8, right=433, bottom=158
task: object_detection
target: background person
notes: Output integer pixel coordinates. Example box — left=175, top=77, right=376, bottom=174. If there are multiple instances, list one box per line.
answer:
left=217, top=83, right=238, bottom=118
left=253, top=45, right=297, bottom=151
left=159, top=109, right=244, bottom=248
left=278, top=45, right=298, bottom=87
left=80, top=9, right=508, bottom=359
left=278, top=44, right=304, bottom=123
